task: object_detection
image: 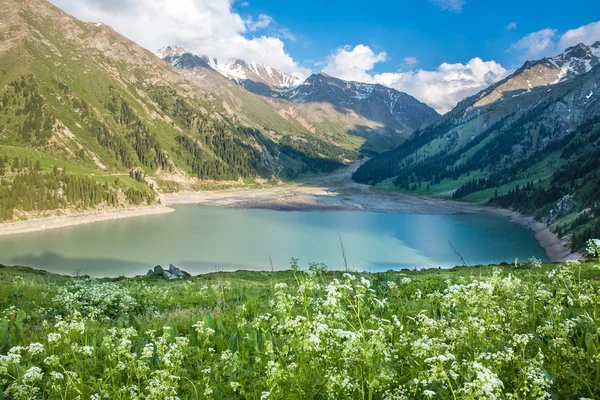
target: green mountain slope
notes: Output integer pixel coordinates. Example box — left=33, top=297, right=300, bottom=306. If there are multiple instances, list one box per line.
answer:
left=353, top=47, right=600, bottom=252
left=0, top=0, right=363, bottom=220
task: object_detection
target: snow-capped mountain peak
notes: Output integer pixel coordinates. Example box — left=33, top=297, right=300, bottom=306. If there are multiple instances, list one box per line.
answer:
left=278, top=72, right=440, bottom=132
left=454, top=41, right=600, bottom=112
left=158, top=46, right=303, bottom=91
left=156, top=45, right=187, bottom=60
left=159, top=47, right=439, bottom=136
left=538, top=41, right=600, bottom=83
left=205, top=58, right=302, bottom=88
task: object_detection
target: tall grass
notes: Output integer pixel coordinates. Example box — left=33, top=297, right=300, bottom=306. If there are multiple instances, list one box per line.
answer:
left=0, top=244, right=599, bottom=399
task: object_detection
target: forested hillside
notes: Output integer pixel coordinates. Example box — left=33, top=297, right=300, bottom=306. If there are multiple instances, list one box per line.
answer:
left=0, top=0, right=361, bottom=221
left=353, top=46, right=600, bottom=252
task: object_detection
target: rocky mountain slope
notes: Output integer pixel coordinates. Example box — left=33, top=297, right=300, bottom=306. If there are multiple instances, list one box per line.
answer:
left=353, top=43, right=600, bottom=251
left=278, top=72, right=439, bottom=137
left=161, top=48, right=440, bottom=154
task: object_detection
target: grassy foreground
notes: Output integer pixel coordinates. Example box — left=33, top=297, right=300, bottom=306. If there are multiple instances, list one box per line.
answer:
left=1, top=252, right=600, bottom=399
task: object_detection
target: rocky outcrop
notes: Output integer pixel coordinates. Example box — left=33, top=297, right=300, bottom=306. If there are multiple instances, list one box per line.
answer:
left=146, top=264, right=191, bottom=279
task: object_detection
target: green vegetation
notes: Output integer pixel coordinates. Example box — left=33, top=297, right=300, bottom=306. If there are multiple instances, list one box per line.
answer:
left=354, top=109, right=600, bottom=253
left=0, top=71, right=359, bottom=219
left=1, top=243, right=600, bottom=399
left=0, top=76, right=54, bottom=148
left=1, top=163, right=108, bottom=221
left=0, top=154, right=157, bottom=221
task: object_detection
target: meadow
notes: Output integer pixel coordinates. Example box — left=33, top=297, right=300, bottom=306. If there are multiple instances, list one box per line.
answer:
left=1, top=241, right=600, bottom=399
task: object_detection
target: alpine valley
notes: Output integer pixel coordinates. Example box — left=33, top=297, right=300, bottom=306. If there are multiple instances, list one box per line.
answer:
left=0, top=0, right=438, bottom=221
left=3, top=1, right=600, bottom=399
left=0, top=0, right=599, bottom=255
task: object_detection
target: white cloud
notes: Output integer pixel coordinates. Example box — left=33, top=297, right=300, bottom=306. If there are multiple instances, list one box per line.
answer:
left=505, top=22, right=517, bottom=31
left=245, top=14, right=272, bottom=32
left=48, top=0, right=307, bottom=76
left=375, top=59, right=507, bottom=114
left=557, top=21, right=600, bottom=50
left=509, top=28, right=557, bottom=60
left=323, top=45, right=506, bottom=114
left=323, top=45, right=387, bottom=82
left=403, top=57, right=419, bottom=67
left=430, top=0, right=465, bottom=12
left=509, top=20, right=600, bottom=61
left=276, top=28, right=297, bottom=42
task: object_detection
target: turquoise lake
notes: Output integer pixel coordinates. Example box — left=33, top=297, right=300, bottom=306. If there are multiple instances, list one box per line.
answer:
left=0, top=205, right=548, bottom=277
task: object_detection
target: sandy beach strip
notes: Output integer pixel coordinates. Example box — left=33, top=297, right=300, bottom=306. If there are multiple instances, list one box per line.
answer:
left=0, top=206, right=175, bottom=236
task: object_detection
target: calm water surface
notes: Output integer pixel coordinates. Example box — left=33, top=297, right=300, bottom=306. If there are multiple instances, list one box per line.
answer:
left=0, top=205, right=547, bottom=277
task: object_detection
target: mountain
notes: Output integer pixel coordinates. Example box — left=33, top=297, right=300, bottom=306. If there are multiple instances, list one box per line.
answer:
left=158, top=45, right=302, bottom=95
left=1, top=0, right=375, bottom=220
left=0, top=0, right=443, bottom=224
left=353, top=42, right=600, bottom=252
left=161, top=49, right=440, bottom=153
left=279, top=72, right=440, bottom=137
left=452, top=42, right=600, bottom=112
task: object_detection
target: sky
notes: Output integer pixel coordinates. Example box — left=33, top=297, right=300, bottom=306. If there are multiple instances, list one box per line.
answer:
left=49, top=0, right=600, bottom=113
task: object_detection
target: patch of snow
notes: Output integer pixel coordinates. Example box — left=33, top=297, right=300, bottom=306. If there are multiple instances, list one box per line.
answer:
left=512, top=88, right=532, bottom=98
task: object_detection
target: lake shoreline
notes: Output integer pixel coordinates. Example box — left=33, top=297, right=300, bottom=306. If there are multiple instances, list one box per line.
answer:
left=0, top=206, right=175, bottom=236
left=0, top=183, right=580, bottom=263
left=160, top=185, right=581, bottom=263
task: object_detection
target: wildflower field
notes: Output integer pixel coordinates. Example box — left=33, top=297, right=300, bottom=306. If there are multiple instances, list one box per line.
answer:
left=1, top=247, right=600, bottom=399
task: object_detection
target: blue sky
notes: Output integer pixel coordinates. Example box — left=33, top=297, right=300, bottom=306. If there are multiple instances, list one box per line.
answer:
left=51, top=0, right=600, bottom=112
left=238, top=0, right=599, bottom=71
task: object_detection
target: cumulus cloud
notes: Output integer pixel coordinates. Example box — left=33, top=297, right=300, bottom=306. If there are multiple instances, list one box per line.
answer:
left=430, top=0, right=466, bottom=12
left=375, top=59, right=507, bottom=114
left=509, top=28, right=557, bottom=60
left=48, top=0, right=307, bottom=76
left=557, top=21, right=600, bottom=50
left=323, top=45, right=506, bottom=114
left=505, top=22, right=517, bottom=31
left=323, top=45, right=387, bottom=82
left=510, top=20, right=600, bottom=61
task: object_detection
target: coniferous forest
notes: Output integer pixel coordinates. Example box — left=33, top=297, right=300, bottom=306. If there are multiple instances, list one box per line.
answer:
left=353, top=104, right=600, bottom=252
left=0, top=73, right=359, bottom=221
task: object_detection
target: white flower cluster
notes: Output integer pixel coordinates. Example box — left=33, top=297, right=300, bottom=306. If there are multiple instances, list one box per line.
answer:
left=0, top=259, right=599, bottom=398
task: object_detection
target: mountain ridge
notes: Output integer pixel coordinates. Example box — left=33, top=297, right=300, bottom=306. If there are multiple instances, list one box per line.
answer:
left=157, top=45, right=303, bottom=91
left=353, top=43, right=600, bottom=252
left=160, top=47, right=440, bottom=153
left=0, top=0, right=371, bottom=220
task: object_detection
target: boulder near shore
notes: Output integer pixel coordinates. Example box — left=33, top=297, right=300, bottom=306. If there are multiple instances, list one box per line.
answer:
left=145, top=264, right=191, bottom=279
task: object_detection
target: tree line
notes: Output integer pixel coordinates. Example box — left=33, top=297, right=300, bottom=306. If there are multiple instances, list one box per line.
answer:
left=0, top=167, right=118, bottom=221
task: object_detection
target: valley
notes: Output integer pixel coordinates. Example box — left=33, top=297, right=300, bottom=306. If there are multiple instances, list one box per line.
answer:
left=0, top=0, right=597, bottom=268
left=0, top=159, right=578, bottom=265
left=1, top=0, right=600, bottom=398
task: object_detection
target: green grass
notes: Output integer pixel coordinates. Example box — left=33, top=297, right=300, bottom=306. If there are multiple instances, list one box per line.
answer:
left=1, top=252, right=600, bottom=399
